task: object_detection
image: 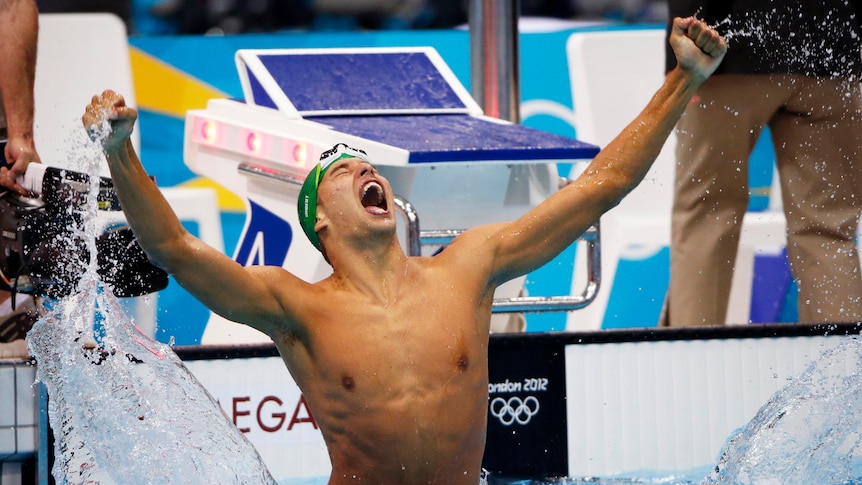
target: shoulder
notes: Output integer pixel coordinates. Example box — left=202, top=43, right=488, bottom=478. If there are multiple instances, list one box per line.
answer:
left=243, top=264, right=323, bottom=333
left=448, top=223, right=506, bottom=252
left=426, top=223, right=507, bottom=272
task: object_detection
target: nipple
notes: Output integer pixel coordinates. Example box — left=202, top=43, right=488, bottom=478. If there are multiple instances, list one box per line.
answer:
left=342, top=375, right=355, bottom=390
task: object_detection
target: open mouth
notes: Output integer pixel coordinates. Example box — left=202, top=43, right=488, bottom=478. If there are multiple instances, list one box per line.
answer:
left=361, top=181, right=388, bottom=215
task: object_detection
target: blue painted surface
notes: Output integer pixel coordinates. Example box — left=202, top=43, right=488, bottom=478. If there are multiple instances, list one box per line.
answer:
left=750, top=248, right=798, bottom=323
left=256, top=52, right=467, bottom=112
left=137, top=110, right=195, bottom=186
left=234, top=199, right=294, bottom=267
left=153, top=221, right=211, bottom=345
left=248, top=65, right=278, bottom=109
left=311, top=114, right=599, bottom=163
left=602, top=248, right=669, bottom=329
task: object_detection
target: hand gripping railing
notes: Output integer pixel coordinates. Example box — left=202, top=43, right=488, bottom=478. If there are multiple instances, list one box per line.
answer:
left=239, top=162, right=601, bottom=313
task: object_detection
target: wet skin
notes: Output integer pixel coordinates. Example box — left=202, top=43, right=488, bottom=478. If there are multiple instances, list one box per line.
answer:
left=276, top=250, right=491, bottom=484
left=274, top=158, right=493, bottom=484
left=76, top=16, right=725, bottom=485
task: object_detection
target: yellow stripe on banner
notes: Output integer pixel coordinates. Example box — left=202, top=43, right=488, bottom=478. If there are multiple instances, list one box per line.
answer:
left=179, top=177, right=247, bottom=213
left=129, top=46, right=227, bottom=118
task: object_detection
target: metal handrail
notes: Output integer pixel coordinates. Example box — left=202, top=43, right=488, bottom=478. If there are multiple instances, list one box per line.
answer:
left=239, top=162, right=601, bottom=313
left=239, top=162, right=305, bottom=186
left=392, top=196, right=600, bottom=313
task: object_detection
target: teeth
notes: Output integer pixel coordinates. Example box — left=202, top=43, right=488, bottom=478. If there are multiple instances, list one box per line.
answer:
left=361, top=181, right=385, bottom=211
left=362, top=181, right=382, bottom=197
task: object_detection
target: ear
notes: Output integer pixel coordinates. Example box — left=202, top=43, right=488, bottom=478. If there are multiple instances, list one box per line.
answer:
left=314, top=206, right=329, bottom=234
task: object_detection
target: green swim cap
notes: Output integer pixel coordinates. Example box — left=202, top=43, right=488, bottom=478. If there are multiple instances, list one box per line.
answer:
left=297, top=143, right=370, bottom=251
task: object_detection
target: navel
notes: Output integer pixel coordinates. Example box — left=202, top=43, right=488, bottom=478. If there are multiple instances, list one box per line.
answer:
left=341, top=375, right=355, bottom=391
left=457, top=354, right=470, bottom=372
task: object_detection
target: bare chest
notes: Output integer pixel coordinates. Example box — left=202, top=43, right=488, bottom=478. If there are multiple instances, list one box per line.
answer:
left=274, top=271, right=491, bottom=477
left=314, top=293, right=481, bottom=388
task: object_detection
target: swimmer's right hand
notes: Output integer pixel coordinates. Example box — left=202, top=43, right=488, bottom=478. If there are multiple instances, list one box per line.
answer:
left=82, top=90, right=138, bottom=151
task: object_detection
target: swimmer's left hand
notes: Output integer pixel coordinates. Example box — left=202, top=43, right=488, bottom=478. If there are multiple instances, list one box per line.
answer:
left=670, top=17, right=727, bottom=81
left=82, top=90, right=138, bottom=152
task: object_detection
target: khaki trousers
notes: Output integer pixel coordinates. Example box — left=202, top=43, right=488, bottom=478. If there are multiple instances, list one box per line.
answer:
left=664, top=74, right=862, bottom=326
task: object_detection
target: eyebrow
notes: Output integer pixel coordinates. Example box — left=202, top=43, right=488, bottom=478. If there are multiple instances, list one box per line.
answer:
left=328, top=157, right=375, bottom=175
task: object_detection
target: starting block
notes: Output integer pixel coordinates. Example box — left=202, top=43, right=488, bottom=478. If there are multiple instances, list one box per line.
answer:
left=183, top=47, right=599, bottom=343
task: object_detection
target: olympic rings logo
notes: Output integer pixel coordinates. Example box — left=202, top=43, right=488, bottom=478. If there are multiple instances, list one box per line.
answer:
left=489, top=396, right=540, bottom=426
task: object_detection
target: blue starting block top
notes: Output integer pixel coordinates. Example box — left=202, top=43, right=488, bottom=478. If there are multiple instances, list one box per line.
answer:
left=235, top=47, right=599, bottom=163
left=314, top=114, right=595, bottom=163
left=245, top=50, right=471, bottom=114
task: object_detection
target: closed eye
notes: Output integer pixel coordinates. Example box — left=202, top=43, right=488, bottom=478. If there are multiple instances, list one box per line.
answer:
left=328, top=164, right=350, bottom=177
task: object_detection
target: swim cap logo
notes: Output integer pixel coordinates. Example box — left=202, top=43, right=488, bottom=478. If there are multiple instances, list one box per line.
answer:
left=319, top=143, right=368, bottom=169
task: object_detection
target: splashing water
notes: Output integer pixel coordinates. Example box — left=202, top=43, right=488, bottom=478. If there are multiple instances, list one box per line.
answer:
left=703, top=335, right=862, bottom=484
left=28, top=291, right=278, bottom=484
left=25, top=123, right=277, bottom=484
left=707, top=14, right=760, bottom=44
left=701, top=6, right=856, bottom=78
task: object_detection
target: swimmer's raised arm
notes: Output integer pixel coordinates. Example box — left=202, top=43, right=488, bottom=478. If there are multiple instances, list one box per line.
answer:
left=82, top=91, right=308, bottom=337
left=481, top=17, right=727, bottom=283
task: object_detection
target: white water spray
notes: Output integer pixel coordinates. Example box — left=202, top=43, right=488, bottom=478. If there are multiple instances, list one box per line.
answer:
left=24, top=122, right=277, bottom=484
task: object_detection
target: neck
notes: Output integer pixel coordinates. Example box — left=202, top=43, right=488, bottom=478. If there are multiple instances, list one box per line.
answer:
left=326, top=236, right=411, bottom=303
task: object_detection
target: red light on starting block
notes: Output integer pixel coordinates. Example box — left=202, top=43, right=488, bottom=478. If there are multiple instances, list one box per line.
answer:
left=245, top=131, right=266, bottom=155
left=201, top=120, right=218, bottom=143
left=292, top=142, right=308, bottom=167
left=192, top=114, right=317, bottom=173
left=193, top=116, right=223, bottom=146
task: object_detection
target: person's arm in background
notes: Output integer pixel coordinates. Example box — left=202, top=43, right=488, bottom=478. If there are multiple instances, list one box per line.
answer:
left=0, top=0, right=41, bottom=195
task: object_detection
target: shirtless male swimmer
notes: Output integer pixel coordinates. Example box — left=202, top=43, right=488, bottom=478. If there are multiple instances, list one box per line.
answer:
left=59, top=17, right=725, bottom=485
